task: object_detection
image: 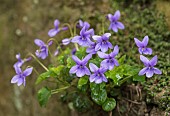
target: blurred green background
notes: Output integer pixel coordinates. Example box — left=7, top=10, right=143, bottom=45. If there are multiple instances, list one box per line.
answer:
left=0, top=0, right=170, bottom=116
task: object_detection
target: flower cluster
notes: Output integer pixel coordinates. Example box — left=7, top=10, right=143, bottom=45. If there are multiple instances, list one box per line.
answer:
left=11, top=54, right=33, bottom=86
left=134, top=36, right=162, bottom=78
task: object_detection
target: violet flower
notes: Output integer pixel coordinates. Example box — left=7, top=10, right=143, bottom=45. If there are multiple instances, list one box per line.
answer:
left=107, top=10, right=125, bottom=32
left=134, top=36, right=152, bottom=55
left=34, top=39, right=52, bottom=59
left=89, top=63, right=108, bottom=84
left=97, top=45, right=119, bottom=70
left=48, top=19, right=68, bottom=37
left=77, top=20, right=90, bottom=30
left=62, top=38, right=71, bottom=45
left=86, top=41, right=97, bottom=54
left=69, top=54, right=92, bottom=77
left=139, top=55, right=162, bottom=78
left=71, top=27, right=94, bottom=47
left=13, top=53, right=32, bottom=68
left=11, top=67, right=33, bottom=86
left=93, top=33, right=113, bottom=52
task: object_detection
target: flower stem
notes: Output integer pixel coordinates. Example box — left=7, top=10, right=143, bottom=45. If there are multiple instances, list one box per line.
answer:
left=62, top=23, right=73, bottom=37
left=28, top=53, right=49, bottom=71
left=119, top=76, right=131, bottom=85
left=48, top=38, right=63, bottom=53
left=51, top=86, right=70, bottom=94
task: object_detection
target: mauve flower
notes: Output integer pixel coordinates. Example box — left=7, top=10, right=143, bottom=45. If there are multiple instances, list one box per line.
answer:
left=77, top=20, right=90, bottom=30
left=71, top=27, right=94, bottom=47
left=89, top=63, right=107, bottom=84
left=62, top=38, right=71, bottom=45
left=97, top=45, right=119, bottom=70
left=86, top=41, right=97, bottom=54
left=34, top=39, right=52, bottom=59
left=93, top=33, right=113, bottom=52
left=13, top=53, right=32, bottom=68
left=107, top=10, right=125, bottom=32
left=139, top=55, right=162, bottom=78
left=134, top=36, right=152, bottom=55
left=69, top=54, right=92, bottom=77
left=48, top=19, right=68, bottom=37
left=11, top=67, right=33, bottom=86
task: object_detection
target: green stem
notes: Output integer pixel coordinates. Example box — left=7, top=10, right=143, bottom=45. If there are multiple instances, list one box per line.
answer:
left=48, top=38, right=63, bottom=53
left=51, top=86, right=70, bottom=94
left=73, top=21, right=79, bottom=36
left=62, top=23, right=73, bottom=37
left=119, top=76, right=131, bottom=85
left=28, top=53, right=49, bottom=71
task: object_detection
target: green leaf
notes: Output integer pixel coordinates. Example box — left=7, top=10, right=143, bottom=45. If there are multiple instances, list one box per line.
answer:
left=50, top=65, right=65, bottom=76
left=133, top=75, right=146, bottom=82
left=37, top=87, right=51, bottom=107
left=102, top=98, right=116, bottom=111
left=90, top=83, right=107, bottom=105
left=36, top=71, right=51, bottom=84
left=77, top=76, right=88, bottom=89
left=67, top=57, right=75, bottom=68
left=118, top=55, right=126, bottom=65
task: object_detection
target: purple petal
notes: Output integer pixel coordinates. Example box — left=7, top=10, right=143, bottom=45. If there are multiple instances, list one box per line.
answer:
left=101, top=44, right=108, bottom=52
left=80, top=27, right=86, bottom=36
left=95, top=43, right=101, bottom=51
left=69, top=65, right=78, bottom=74
left=100, top=67, right=107, bottom=73
left=97, top=51, right=109, bottom=58
left=14, top=67, right=22, bottom=74
left=107, top=42, right=113, bottom=49
left=149, top=55, right=157, bottom=67
left=139, top=67, right=148, bottom=75
left=113, top=10, right=120, bottom=21
left=89, top=63, right=98, bottom=72
left=82, top=54, right=92, bottom=64
left=71, top=48, right=76, bottom=55
left=84, top=67, right=91, bottom=75
left=116, top=22, right=125, bottom=29
left=111, top=24, right=118, bottom=32
left=17, top=78, right=23, bottom=86
left=95, top=78, right=103, bottom=84
left=103, top=33, right=111, bottom=38
left=23, top=67, right=33, bottom=76
left=113, top=59, right=119, bottom=66
left=154, top=68, right=162, bottom=74
left=71, top=36, right=81, bottom=43
left=134, top=38, right=143, bottom=48
left=16, top=53, right=21, bottom=60
left=140, top=55, right=149, bottom=66
left=89, top=74, right=96, bottom=82
left=85, top=29, right=94, bottom=36
left=146, top=69, right=154, bottom=78
left=62, top=26, right=68, bottom=31
left=138, top=48, right=143, bottom=54
left=11, top=75, right=19, bottom=83
left=79, top=20, right=84, bottom=27
left=54, top=19, right=60, bottom=28
left=72, top=55, right=81, bottom=64
left=107, top=14, right=113, bottom=22
left=54, top=48, right=59, bottom=56
left=62, top=38, right=71, bottom=45
left=48, top=40, right=53, bottom=46
left=84, top=22, right=90, bottom=30
left=102, top=75, right=108, bottom=82
left=101, top=59, right=109, bottom=69
left=76, top=69, right=85, bottom=77
left=92, top=35, right=101, bottom=41
left=34, top=39, right=45, bottom=47
left=108, top=63, right=114, bottom=70
left=110, top=45, right=119, bottom=57
left=48, top=29, right=60, bottom=37
left=142, top=36, right=149, bottom=46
